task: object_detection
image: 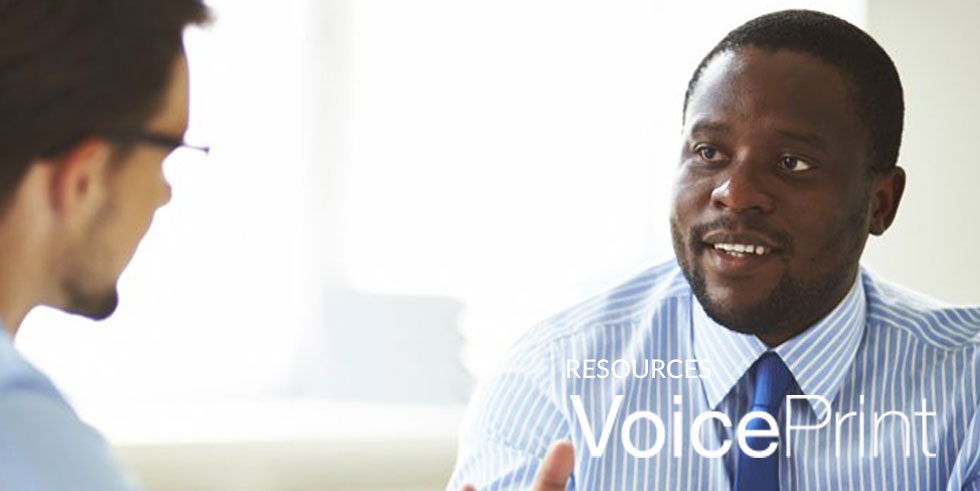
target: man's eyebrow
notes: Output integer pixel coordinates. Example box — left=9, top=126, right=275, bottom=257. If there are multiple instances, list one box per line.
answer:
left=776, top=129, right=828, bottom=150
left=689, top=120, right=731, bottom=135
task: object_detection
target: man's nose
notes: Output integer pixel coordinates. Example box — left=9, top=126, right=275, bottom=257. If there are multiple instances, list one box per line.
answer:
left=710, top=160, right=774, bottom=214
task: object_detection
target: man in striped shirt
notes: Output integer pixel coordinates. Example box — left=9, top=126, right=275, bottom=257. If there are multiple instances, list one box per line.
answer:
left=450, top=9, right=980, bottom=491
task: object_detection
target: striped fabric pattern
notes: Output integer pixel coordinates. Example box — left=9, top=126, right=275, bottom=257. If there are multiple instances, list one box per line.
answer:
left=448, top=259, right=980, bottom=490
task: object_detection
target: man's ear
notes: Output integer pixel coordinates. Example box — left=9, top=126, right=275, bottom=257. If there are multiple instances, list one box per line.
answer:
left=869, top=165, right=906, bottom=236
left=49, top=138, right=113, bottom=224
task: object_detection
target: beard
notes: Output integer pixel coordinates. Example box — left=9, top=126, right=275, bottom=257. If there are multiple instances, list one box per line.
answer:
left=60, top=280, right=120, bottom=320
left=670, top=196, right=869, bottom=338
left=57, top=196, right=123, bottom=321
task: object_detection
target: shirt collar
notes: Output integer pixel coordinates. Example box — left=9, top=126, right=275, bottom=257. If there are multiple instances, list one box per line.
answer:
left=692, top=272, right=867, bottom=421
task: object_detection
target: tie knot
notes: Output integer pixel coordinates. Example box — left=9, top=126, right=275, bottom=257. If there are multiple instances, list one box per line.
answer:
left=751, top=352, right=795, bottom=411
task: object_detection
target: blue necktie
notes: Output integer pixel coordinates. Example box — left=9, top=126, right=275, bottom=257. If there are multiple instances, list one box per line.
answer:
left=734, top=352, right=796, bottom=491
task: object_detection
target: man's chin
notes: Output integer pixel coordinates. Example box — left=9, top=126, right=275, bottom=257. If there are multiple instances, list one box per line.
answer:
left=693, top=270, right=841, bottom=340
left=698, top=292, right=782, bottom=336
left=62, top=287, right=120, bottom=321
left=687, top=267, right=789, bottom=336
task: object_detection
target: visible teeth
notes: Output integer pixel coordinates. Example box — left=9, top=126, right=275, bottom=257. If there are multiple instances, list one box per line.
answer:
left=712, top=243, right=771, bottom=256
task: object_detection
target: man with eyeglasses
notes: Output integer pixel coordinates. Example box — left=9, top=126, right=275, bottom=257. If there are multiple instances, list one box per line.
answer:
left=0, top=1, right=209, bottom=488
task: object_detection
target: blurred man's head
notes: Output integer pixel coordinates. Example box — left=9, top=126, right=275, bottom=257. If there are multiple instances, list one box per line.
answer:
left=0, top=0, right=209, bottom=328
left=669, top=10, right=907, bottom=345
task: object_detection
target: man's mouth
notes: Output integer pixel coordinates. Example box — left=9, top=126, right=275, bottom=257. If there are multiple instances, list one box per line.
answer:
left=698, top=231, right=786, bottom=276
left=701, top=231, right=784, bottom=254
left=709, top=242, right=774, bottom=257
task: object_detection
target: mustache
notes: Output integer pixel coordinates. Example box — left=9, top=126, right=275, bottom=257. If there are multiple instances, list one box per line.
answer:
left=689, top=215, right=794, bottom=254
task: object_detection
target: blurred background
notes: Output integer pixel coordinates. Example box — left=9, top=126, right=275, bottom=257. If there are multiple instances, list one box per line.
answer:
left=12, top=0, right=979, bottom=489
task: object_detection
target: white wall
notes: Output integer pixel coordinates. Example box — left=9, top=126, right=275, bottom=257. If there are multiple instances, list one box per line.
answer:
left=333, top=0, right=866, bottom=383
left=862, top=0, right=980, bottom=304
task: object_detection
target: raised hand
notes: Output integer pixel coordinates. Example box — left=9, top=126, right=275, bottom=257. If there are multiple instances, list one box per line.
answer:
left=531, top=439, right=575, bottom=490
left=459, top=439, right=575, bottom=491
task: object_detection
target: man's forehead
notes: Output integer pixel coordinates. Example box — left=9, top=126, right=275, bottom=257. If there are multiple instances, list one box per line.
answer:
left=684, top=46, right=857, bottom=135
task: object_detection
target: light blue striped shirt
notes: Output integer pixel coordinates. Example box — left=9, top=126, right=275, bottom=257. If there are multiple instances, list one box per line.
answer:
left=0, top=322, right=136, bottom=490
left=449, top=259, right=980, bottom=490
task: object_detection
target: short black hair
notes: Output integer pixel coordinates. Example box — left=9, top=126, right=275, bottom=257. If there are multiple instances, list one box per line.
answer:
left=0, top=0, right=211, bottom=209
left=682, top=9, right=904, bottom=173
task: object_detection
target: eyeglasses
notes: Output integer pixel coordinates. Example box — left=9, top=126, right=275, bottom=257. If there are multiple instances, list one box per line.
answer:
left=100, top=131, right=211, bottom=155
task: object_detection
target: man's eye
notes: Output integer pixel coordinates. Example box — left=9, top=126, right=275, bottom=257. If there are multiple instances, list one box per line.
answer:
left=696, top=146, right=724, bottom=162
left=778, top=156, right=813, bottom=172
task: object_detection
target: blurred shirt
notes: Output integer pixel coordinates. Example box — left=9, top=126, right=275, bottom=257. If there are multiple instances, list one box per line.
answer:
left=449, top=259, right=980, bottom=490
left=0, top=322, right=136, bottom=490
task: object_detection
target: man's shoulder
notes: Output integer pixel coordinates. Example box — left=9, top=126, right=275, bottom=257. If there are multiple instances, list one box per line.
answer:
left=0, top=334, right=84, bottom=450
left=0, top=335, right=80, bottom=442
left=0, top=334, right=66, bottom=400
left=0, top=388, right=135, bottom=490
left=0, top=337, right=134, bottom=490
left=513, top=259, right=690, bottom=354
left=863, top=267, right=980, bottom=351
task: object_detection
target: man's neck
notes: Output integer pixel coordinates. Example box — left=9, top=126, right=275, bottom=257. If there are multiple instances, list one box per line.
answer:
left=0, top=221, right=51, bottom=338
left=0, top=166, right=64, bottom=338
left=0, top=267, right=38, bottom=337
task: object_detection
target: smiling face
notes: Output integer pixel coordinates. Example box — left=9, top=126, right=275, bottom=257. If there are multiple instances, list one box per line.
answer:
left=671, top=47, right=886, bottom=345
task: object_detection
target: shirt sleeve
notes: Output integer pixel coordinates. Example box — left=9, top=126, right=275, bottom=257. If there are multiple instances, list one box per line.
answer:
left=0, top=388, right=138, bottom=491
left=447, top=336, right=573, bottom=490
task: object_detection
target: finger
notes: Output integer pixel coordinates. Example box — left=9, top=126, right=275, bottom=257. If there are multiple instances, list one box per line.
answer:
left=459, top=485, right=477, bottom=491
left=533, top=439, right=575, bottom=491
